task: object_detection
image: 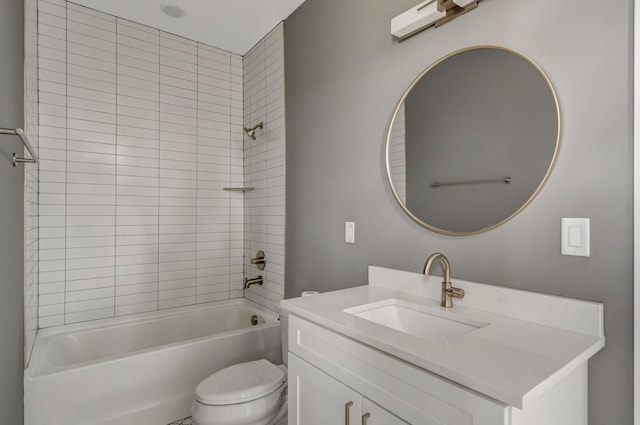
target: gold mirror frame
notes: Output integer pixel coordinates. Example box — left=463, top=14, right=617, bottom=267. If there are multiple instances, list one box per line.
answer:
left=385, top=45, right=561, bottom=236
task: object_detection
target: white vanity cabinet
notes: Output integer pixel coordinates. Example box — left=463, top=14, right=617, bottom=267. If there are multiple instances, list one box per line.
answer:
left=289, top=353, right=408, bottom=425
left=288, top=314, right=509, bottom=425
left=288, top=313, right=592, bottom=425
left=282, top=266, right=604, bottom=425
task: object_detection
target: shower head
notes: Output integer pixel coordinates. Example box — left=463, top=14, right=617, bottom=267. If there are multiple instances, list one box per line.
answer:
left=244, top=128, right=257, bottom=140
left=243, top=122, right=263, bottom=140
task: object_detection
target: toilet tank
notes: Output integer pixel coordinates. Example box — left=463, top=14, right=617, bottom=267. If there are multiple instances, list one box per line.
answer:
left=278, top=305, right=290, bottom=365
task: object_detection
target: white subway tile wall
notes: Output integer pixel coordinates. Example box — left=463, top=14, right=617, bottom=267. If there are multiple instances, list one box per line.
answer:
left=159, top=32, right=198, bottom=310
left=65, top=2, right=117, bottom=325
left=115, top=19, right=160, bottom=317
left=25, top=0, right=39, bottom=364
left=38, top=0, right=67, bottom=328
left=243, top=24, right=286, bottom=312
left=35, top=1, right=286, bottom=326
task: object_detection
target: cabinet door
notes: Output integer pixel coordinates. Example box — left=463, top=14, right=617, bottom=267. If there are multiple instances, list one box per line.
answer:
left=361, top=398, right=409, bottom=425
left=289, top=353, right=361, bottom=425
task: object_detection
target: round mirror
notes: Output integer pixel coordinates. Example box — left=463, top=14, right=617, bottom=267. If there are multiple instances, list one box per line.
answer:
left=386, top=46, right=560, bottom=235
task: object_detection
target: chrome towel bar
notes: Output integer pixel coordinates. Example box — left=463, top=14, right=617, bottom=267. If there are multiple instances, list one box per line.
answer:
left=0, top=127, right=39, bottom=166
left=430, top=176, right=511, bottom=189
left=223, top=187, right=255, bottom=192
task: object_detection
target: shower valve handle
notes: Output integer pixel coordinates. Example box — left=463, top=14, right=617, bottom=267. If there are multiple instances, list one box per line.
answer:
left=250, top=250, right=266, bottom=270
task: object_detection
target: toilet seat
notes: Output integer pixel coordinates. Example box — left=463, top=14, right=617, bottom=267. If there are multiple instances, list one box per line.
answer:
left=195, top=359, right=286, bottom=406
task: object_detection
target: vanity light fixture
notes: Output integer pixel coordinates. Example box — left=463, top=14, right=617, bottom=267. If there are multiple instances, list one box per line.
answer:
left=391, top=0, right=480, bottom=40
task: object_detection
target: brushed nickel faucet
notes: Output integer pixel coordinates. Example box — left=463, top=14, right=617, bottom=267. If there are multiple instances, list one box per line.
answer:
left=423, top=253, right=465, bottom=308
left=244, top=276, right=263, bottom=289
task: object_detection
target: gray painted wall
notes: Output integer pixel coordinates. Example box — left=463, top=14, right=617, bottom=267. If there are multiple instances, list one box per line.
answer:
left=284, top=0, right=632, bottom=423
left=0, top=0, right=25, bottom=422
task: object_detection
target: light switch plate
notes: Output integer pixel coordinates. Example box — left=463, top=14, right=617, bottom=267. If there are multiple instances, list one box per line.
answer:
left=561, top=218, right=590, bottom=257
left=345, top=221, right=355, bottom=244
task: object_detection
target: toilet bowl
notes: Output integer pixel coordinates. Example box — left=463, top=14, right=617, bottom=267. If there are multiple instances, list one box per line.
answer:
left=191, top=359, right=287, bottom=425
left=192, top=307, right=290, bottom=425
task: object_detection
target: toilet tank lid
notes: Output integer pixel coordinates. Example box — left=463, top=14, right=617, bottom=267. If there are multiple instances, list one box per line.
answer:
left=195, top=359, right=286, bottom=405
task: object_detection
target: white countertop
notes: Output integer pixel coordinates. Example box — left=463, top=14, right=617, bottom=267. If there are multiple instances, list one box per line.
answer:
left=280, top=266, right=605, bottom=409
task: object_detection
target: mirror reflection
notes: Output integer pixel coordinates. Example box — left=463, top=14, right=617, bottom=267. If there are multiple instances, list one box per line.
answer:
left=386, top=46, right=560, bottom=235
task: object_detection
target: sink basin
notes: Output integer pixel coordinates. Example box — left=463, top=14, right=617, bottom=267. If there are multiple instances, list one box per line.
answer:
left=344, top=299, right=487, bottom=343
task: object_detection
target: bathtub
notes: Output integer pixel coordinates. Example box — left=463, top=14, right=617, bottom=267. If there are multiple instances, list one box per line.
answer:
left=24, top=298, right=282, bottom=425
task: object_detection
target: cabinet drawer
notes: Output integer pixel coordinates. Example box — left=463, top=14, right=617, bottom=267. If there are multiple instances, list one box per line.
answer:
left=289, top=314, right=508, bottom=425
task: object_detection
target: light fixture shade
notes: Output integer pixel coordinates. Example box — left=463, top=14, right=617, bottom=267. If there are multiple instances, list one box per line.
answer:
left=453, top=0, right=476, bottom=7
left=391, top=0, right=480, bottom=40
left=391, top=0, right=446, bottom=39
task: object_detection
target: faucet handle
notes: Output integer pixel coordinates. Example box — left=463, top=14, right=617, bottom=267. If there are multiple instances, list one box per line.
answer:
left=441, top=283, right=464, bottom=308
left=446, top=286, right=465, bottom=299
left=250, top=250, right=266, bottom=270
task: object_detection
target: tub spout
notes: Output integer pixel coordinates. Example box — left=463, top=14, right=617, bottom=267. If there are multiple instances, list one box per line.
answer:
left=244, top=276, right=263, bottom=289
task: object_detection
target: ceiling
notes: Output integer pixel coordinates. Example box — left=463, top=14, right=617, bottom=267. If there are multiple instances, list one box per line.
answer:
left=70, top=0, right=306, bottom=55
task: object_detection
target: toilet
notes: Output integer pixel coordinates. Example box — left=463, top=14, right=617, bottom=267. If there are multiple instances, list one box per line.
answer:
left=191, top=309, right=290, bottom=425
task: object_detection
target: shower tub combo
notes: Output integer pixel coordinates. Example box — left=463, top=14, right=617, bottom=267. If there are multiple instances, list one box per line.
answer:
left=24, top=299, right=282, bottom=425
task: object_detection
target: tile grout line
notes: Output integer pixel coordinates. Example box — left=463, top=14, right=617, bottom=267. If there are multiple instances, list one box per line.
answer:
left=114, top=17, right=118, bottom=319
left=263, top=36, right=268, bottom=303
left=63, top=0, right=68, bottom=324
left=229, top=48, right=232, bottom=301
left=196, top=40, right=199, bottom=305
left=157, top=28, right=161, bottom=312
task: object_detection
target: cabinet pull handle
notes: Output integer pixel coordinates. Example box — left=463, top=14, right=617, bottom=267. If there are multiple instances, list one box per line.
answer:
left=362, top=412, right=371, bottom=425
left=345, top=401, right=354, bottom=425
